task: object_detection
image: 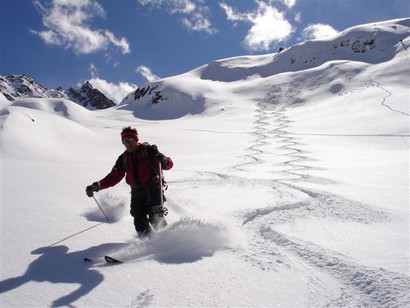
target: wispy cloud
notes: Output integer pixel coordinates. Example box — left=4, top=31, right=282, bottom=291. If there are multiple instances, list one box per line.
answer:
left=137, top=0, right=217, bottom=35
left=302, top=23, right=338, bottom=41
left=220, top=0, right=294, bottom=52
left=88, top=63, right=98, bottom=78
left=136, top=65, right=160, bottom=83
left=282, top=0, right=296, bottom=9
left=31, top=0, right=130, bottom=55
left=219, top=2, right=246, bottom=23
left=294, top=12, right=301, bottom=23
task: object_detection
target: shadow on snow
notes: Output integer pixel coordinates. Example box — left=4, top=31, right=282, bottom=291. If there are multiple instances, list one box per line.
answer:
left=0, top=243, right=127, bottom=307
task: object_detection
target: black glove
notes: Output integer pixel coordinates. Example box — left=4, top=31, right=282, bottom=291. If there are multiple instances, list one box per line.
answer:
left=86, top=182, right=100, bottom=197
left=160, top=157, right=168, bottom=168
left=156, top=153, right=168, bottom=168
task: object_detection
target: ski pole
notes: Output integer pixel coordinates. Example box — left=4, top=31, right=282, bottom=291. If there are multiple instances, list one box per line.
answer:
left=158, top=161, right=163, bottom=207
left=93, top=195, right=110, bottom=222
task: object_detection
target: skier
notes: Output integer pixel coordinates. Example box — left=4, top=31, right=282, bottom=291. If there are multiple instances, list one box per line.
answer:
left=86, top=127, right=173, bottom=237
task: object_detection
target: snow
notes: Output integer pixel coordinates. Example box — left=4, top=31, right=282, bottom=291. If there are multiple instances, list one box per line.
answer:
left=1, top=18, right=409, bottom=307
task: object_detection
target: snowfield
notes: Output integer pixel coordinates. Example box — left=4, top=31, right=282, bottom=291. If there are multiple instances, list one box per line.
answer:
left=1, top=18, right=409, bottom=307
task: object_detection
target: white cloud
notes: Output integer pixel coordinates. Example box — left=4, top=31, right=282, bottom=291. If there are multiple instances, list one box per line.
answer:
left=220, top=1, right=294, bottom=52
left=32, top=0, right=130, bottom=55
left=137, top=0, right=217, bottom=35
left=302, top=23, right=338, bottom=40
left=245, top=2, right=294, bottom=51
left=88, top=77, right=137, bottom=104
left=219, top=2, right=246, bottom=22
left=181, top=12, right=215, bottom=33
left=136, top=65, right=160, bottom=83
left=88, top=63, right=98, bottom=78
left=294, top=12, right=301, bottom=23
left=282, top=0, right=296, bottom=9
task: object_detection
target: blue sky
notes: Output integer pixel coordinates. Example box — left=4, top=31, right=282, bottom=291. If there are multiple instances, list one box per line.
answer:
left=0, top=0, right=409, bottom=102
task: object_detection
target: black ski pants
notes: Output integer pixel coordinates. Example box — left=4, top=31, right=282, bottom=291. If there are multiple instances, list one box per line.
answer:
left=130, top=183, right=167, bottom=237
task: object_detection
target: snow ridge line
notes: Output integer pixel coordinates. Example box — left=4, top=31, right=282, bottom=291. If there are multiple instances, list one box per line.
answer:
left=261, top=227, right=410, bottom=307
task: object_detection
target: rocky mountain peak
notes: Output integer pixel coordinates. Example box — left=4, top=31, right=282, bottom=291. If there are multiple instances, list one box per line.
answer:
left=0, top=75, right=115, bottom=110
left=67, top=81, right=115, bottom=109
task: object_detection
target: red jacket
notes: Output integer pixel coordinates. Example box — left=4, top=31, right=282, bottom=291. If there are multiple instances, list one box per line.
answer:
left=99, top=143, right=173, bottom=190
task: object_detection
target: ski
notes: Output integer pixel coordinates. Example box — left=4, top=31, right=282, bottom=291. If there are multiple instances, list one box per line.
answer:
left=83, top=255, right=124, bottom=264
left=104, top=255, right=123, bottom=264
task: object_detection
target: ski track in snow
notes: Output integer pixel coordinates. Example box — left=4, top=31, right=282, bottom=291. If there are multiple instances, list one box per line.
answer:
left=164, top=90, right=409, bottom=306
left=216, top=80, right=409, bottom=307
left=261, top=227, right=410, bottom=307
left=237, top=184, right=408, bottom=307
left=368, top=71, right=410, bottom=117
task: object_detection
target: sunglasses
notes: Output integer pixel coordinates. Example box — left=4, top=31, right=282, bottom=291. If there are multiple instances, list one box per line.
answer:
left=122, top=137, right=136, bottom=145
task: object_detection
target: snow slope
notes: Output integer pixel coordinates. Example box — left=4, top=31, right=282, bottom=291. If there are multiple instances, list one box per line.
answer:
left=1, top=18, right=409, bottom=307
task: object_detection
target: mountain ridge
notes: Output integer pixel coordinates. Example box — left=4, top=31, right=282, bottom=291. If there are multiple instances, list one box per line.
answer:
left=118, top=17, right=409, bottom=120
left=0, top=74, right=116, bottom=110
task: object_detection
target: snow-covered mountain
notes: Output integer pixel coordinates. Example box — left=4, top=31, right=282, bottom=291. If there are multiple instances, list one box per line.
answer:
left=0, top=74, right=67, bottom=101
left=0, top=18, right=409, bottom=307
left=0, top=75, right=116, bottom=110
left=120, top=18, right=409, bottom=120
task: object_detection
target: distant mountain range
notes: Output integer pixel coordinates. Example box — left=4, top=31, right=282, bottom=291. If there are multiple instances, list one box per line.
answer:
left=0, top=75, right=116, bottom=110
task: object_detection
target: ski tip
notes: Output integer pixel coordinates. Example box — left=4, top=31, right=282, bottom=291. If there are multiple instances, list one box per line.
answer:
left=105, top=255, right=123, bottom=264
left=84, top=257, right=93, bottom=262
